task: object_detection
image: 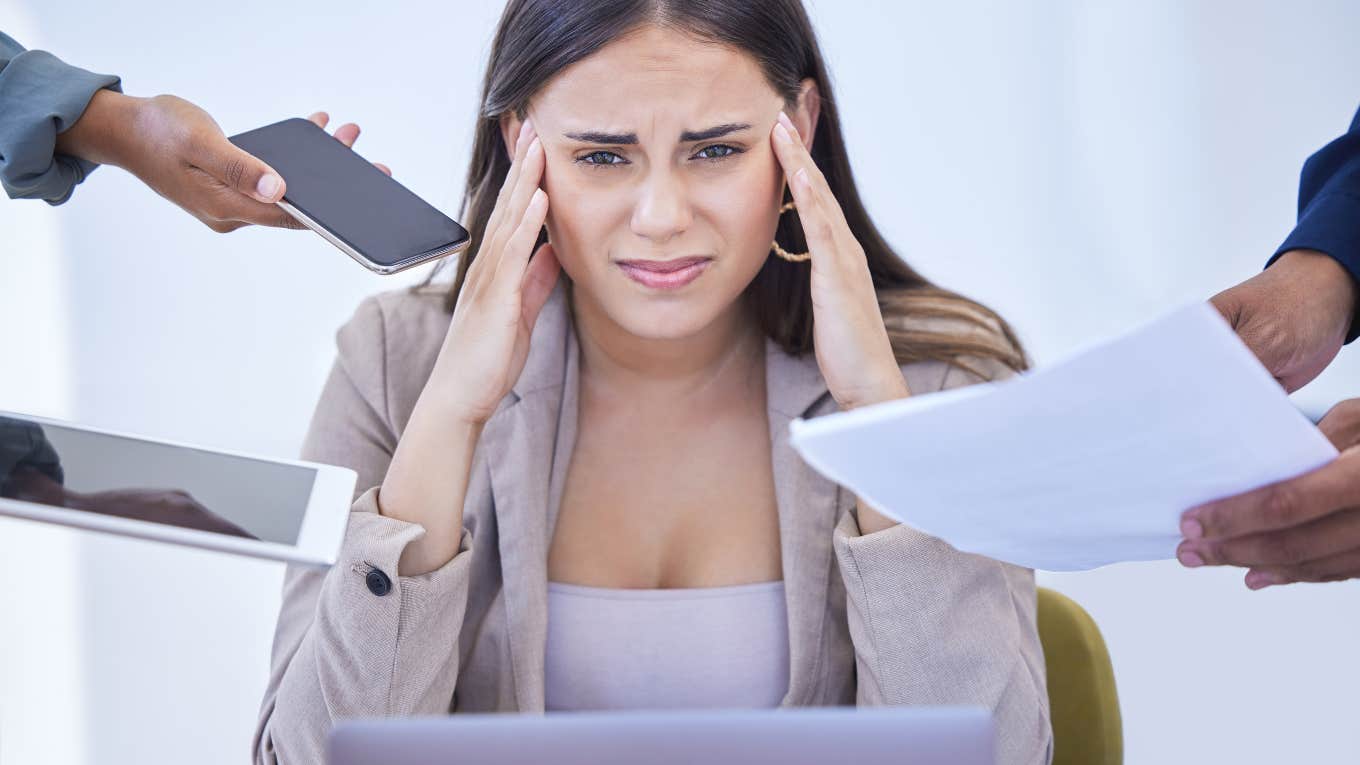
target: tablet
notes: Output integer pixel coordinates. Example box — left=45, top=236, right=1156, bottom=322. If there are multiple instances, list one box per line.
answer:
left=0, top=410, right=355, bottom=567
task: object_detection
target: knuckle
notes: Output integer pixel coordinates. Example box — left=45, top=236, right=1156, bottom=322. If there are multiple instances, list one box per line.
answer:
left=221, top=156, right=247, bottom=190
left=1263, top=485, right=1300, bottom=526
left=806, top=218, right=832, bottom=240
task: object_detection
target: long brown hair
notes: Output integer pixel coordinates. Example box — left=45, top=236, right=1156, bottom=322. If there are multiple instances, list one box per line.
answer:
left=420, top=0, right=1028, bottom=377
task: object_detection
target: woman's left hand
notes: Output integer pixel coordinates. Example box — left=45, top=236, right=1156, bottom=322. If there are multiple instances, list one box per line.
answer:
left=769, top=110, right=910, bottom=411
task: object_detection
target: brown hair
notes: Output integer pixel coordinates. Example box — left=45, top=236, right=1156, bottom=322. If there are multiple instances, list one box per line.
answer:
left=420, top=0, right=1028, bottom=377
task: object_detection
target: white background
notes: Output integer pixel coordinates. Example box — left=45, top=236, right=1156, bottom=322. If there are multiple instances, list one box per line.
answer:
left=1, top=1, right=1357, bottom=763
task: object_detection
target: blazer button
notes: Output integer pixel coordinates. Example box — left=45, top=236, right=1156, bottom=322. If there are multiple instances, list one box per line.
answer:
left=366, top=567, right=392, bottom=596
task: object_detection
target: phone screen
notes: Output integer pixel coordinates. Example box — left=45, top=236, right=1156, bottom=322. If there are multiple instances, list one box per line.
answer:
left=229, top=118, right=469, bottom=270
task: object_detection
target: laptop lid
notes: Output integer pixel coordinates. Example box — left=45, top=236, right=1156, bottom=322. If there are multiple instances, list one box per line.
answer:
left=329, top=706, right=994, bottom=765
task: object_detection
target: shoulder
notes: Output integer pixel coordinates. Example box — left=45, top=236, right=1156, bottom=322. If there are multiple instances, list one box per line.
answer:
left=334, top=284, right=452, bottom=432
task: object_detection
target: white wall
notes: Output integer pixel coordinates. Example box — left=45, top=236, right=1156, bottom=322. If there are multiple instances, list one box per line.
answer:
left=1, top=1, right=1356, bottom=763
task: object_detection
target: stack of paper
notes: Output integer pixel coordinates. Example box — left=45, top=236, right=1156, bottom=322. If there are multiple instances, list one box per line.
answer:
left=789, top=303, right=1338, bottom=571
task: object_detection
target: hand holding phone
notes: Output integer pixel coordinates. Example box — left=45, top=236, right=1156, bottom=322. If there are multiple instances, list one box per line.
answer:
left=55, top=93, right=371, bottom=233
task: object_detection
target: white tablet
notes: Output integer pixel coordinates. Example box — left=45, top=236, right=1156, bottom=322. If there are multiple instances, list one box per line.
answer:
left=0, top=409, right=355, bottom=567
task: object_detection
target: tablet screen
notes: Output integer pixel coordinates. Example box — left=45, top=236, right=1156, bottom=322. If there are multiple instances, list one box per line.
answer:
left=0, top=415, right=316, bottom=545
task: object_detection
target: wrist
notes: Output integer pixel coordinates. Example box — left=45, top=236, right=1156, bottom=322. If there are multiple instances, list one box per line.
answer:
left=1275, top=249, right=1358, bottom=336
left=840, top=372, right=911, bottom=412
left=54, top=89, right=144, bottom=168
left=856, top=504, right=900, bottom=535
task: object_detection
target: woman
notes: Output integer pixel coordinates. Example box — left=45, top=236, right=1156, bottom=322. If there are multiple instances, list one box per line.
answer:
left=254, top=1, right=1051, bottom=763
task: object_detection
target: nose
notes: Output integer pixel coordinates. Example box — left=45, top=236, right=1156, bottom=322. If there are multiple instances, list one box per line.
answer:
left=630, top=168, right=692, bottom=244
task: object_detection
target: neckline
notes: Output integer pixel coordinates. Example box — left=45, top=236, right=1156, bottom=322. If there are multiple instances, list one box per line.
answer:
left=547, top=579, right=786, bottom=601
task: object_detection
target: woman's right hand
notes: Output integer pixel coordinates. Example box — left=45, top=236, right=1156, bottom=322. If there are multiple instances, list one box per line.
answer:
left=434, top=118, right=561, bottom=426
left=376, top=118, right=558, bottom=575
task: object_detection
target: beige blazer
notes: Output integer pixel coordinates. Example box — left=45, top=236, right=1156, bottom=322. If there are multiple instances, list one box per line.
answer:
left=252, top=280, right=1053, bottom=765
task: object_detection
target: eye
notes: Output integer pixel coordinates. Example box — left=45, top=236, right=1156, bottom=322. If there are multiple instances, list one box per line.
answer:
left=693, top=144, right=743, bottom=163
left=574, top=150, right=627, bottom=167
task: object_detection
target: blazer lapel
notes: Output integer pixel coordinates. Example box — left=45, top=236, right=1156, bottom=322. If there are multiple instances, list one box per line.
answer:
left=765, top=337, right=843, bottom=706
left=481, top=279, right=576, bottom=712
left=483, top=279, right=843, bottom=710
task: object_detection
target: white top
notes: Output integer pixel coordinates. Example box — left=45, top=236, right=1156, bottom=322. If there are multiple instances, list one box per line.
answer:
left=544, top=580, right=791, bottom=711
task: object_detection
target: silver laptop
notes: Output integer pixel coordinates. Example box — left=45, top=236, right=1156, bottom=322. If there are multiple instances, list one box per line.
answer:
left=328, top=707, right=994, bottom=765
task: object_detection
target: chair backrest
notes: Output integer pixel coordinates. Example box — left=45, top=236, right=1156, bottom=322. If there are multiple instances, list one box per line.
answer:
left=1036, top=587, right=1123, bottom=765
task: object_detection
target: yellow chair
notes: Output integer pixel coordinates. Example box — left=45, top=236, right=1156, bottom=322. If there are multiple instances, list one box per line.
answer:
left=1036, top=588, right=1123, bottom=765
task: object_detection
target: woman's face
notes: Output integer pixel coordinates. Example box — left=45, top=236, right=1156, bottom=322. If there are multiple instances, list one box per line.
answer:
left=504, top=25, right=815, bottom=342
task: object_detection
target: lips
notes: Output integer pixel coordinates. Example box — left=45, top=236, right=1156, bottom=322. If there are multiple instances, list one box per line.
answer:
left=617, top=256, right=712, bottom=290
left=615, top=256, right=711, bottom=273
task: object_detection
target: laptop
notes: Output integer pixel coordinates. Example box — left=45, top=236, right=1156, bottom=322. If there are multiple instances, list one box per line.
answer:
left=328, top=706, right=994, bottom=765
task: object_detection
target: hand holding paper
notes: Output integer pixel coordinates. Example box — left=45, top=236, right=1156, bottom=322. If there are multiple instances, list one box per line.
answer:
left=789, top=303, right=1338, bottom=571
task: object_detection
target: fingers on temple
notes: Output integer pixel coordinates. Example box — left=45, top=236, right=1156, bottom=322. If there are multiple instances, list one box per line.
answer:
left=468, top=120, right=539, bottom=294
left=487, top=132, right=545, bottom=280
left=488, top=120, right=536, bottom=238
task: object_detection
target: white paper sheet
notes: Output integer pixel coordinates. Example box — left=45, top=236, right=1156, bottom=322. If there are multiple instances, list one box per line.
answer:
left=789, top=302, right=1339, bottom=571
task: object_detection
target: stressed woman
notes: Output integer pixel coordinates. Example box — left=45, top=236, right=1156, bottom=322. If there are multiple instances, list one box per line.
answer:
left=253, top=2, right=1050, bottom=763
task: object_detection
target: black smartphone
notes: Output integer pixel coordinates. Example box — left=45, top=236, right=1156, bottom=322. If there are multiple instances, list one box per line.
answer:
left=229, top=118, right=470, bottom=275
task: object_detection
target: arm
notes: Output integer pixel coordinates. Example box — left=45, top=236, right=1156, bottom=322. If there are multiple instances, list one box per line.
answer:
left=1210, top=105, right=1360, bottom=392
left=1267, top=104, right=1360, bottom=343
left=252, top=296, right=478, bottom=765
left=0, top=32, right=390, bottom=230
left=832, top=359, right=1053, bottom=765
left=0, top=31, right=121, bottom=204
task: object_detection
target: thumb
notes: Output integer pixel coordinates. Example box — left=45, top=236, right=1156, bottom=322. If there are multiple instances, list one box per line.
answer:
left=210, top=137, right=286, bottom=203
left=521, top=242, right=562, bottom=327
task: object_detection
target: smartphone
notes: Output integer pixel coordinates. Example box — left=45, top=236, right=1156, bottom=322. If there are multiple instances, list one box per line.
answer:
left=229, top=117, right=470, bottom=275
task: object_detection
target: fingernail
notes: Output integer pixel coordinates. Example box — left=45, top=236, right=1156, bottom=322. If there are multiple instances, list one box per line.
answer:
left=773, top=121, right=792, bottom=145
left=256, top=173, right=281, bottom=201
left=1178, top=549, right=1204, bottom=568
left=1245, top=571, right=1277, bottom=590
left=777, top=110, right=796, bottom=133
left=1180, top=517, right=1203, bottom=540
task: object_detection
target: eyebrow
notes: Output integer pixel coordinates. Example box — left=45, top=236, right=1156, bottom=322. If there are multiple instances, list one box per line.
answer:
left=563, top=122, right=753, bottom=145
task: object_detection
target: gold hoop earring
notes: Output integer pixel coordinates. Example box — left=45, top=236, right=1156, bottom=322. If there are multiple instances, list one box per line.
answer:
left=771, top=200, right=811, bottom=262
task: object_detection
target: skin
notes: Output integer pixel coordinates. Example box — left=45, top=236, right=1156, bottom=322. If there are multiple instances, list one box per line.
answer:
left=54, top=90, right=390, bottom=232
left=1177, top=250, right=1360, bottom=588
left=378, top=25, right=910, bottom=579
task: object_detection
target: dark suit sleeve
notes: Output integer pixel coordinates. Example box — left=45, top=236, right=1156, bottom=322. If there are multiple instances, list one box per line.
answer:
left=0, top=31, right=122, bottom=205
left=1267, top=104, right=1360, bottom=343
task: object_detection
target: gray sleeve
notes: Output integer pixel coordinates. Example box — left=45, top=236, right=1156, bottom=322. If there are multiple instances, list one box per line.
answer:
left=0, top=31, right=122, bottom=205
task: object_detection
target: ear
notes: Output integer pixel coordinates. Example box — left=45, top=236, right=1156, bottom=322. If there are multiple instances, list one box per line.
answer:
left=792, top=78, right=821, bottom=152
left=499, top=112, right=523, bottom=163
